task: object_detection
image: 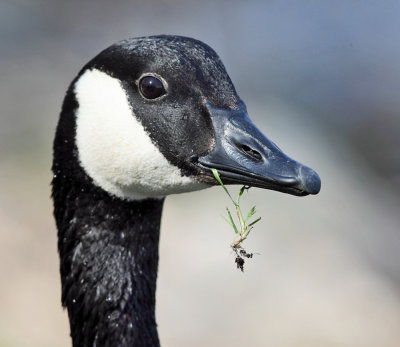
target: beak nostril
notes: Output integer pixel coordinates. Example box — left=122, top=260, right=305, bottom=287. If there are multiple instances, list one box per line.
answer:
left=240, top=144, right=263, bottom=161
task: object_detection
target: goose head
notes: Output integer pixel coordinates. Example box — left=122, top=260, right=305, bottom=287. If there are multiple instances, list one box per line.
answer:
left=62, top=35, right=320, bottom=200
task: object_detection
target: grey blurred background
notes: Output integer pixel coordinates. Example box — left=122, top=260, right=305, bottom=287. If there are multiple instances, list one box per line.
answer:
left=1, top=0, right=400, bottom=346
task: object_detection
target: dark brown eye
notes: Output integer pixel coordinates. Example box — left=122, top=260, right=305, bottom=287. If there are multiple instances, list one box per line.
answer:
left=139, top=76, right=166, bottom=99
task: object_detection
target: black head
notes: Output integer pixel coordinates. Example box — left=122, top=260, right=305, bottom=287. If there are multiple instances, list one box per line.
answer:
left=54, top=35, right=320, bottom=200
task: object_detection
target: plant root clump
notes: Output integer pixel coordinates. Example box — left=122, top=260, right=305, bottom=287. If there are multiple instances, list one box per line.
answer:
left=235, top=256, right=245, bottom=271
left=233, top=246, right=254, bottom=272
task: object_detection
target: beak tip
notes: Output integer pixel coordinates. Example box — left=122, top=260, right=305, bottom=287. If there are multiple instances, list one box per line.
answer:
left=299, top=167, right=321, bottom=195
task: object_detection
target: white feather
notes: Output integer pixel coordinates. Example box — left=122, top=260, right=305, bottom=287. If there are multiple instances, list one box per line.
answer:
left=75, top=69, right=207, bottom=200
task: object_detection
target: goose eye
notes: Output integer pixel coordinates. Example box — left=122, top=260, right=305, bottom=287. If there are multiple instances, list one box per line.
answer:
left=139, top=76, right=166, bottom=99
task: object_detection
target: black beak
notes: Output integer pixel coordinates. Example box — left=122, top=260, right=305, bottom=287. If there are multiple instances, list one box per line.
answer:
left=197, top=102, right=321, bottom=196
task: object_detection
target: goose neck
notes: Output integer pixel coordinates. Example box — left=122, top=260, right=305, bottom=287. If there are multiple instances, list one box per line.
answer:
left=56, top=188, right=164, bottom=347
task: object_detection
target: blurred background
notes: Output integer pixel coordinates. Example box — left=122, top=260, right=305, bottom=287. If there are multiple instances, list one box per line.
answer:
left=1, top=0, right=400, bottom=346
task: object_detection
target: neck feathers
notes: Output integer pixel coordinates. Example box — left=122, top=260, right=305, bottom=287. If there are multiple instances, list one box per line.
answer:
left=53, top=78, right=164, bottom=346
left=53, top=177, right=164, bottom=347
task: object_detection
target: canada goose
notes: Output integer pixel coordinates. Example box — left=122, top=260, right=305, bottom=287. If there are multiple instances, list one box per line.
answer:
left=52, top=35, right=320, bottom=347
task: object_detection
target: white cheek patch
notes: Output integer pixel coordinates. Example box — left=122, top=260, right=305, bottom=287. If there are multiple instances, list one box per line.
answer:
left=74, top=68, right=207, bottom=200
